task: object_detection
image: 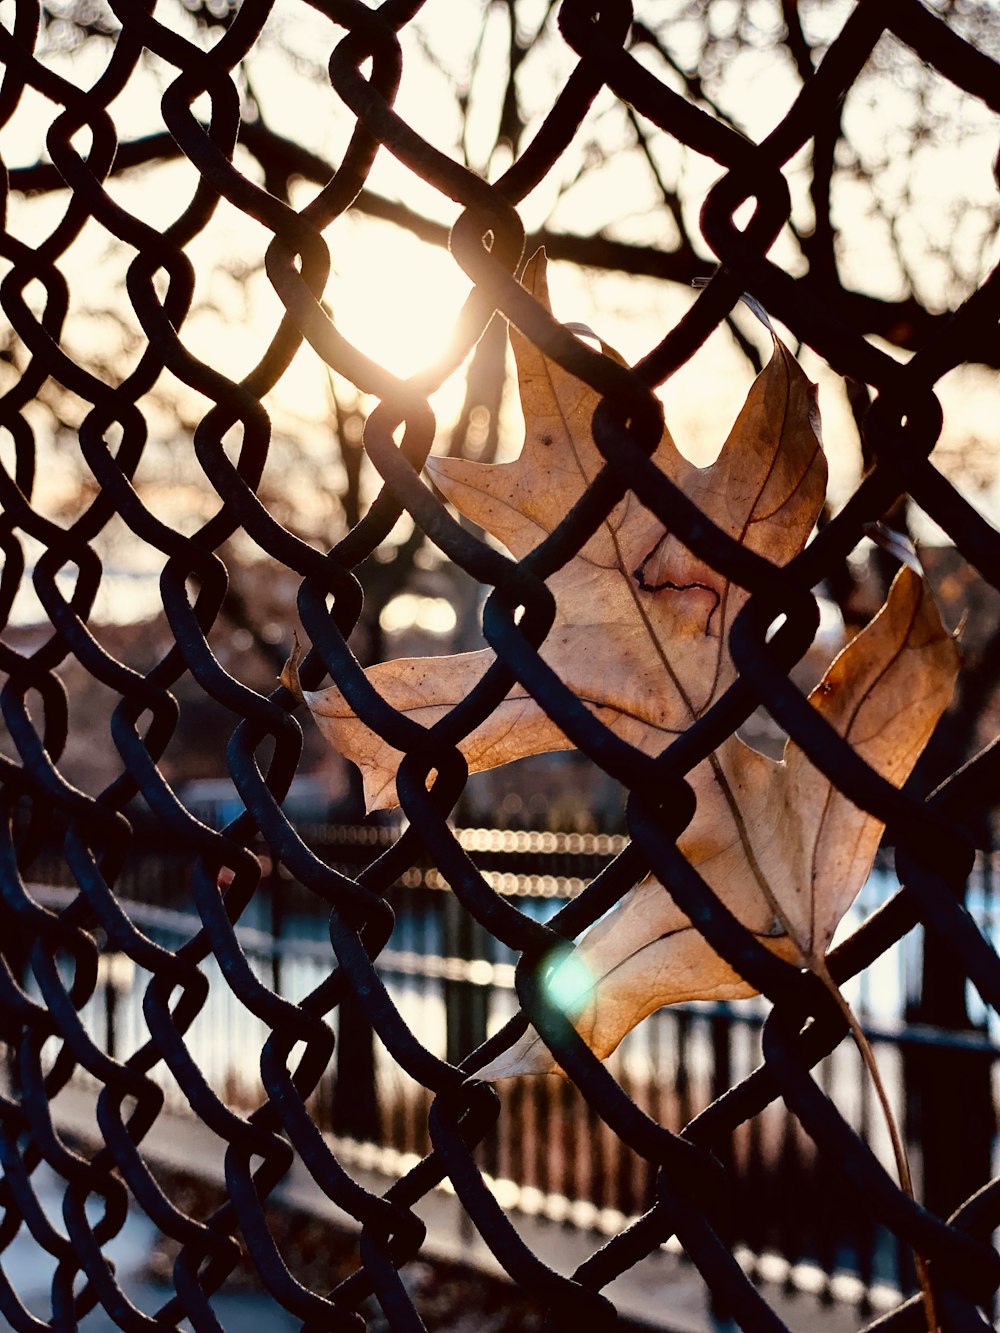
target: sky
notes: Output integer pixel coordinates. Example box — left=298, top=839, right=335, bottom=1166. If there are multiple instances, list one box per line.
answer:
left=2, top=0, right=998, bottom=626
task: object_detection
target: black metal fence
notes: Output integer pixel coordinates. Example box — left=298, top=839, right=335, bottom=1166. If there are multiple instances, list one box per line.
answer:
left=1, top=1, right=999, bottom=1331
left=24, top=831, right=1000, bottom=1315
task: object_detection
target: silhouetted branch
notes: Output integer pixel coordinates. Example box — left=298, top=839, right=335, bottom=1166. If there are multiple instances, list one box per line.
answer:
left=13, top=120, right=997, bottom=367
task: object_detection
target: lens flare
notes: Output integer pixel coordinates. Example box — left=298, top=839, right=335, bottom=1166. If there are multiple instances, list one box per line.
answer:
left=543, top=952, right=595, bottom=1019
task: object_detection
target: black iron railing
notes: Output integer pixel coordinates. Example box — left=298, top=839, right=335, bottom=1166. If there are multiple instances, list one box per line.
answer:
left=25, top=840, right=999, bottom=1314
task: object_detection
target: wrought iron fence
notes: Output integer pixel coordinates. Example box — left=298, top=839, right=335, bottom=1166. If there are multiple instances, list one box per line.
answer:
left=23, top=835, right=1000, bottom=1315
left=1, top=2, right=999, bottom=1331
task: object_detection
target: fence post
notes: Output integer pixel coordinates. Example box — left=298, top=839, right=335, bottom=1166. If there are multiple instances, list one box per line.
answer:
left=905, top=894, right=994, bottom=1219
left=331, top=987, right=380, bottom=1142
left=443, top=893, right=489, bottom=1067
left=323, top=844, right=379, bottom=1143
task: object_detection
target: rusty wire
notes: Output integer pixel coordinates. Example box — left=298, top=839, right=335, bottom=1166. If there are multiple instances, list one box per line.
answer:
left=0, top=0, right=999, bottom=1329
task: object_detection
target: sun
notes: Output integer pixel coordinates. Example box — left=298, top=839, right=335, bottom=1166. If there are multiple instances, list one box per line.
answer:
left=257, top=209, right=477, bottom=426
left=324, top=216, right=474, bottom=380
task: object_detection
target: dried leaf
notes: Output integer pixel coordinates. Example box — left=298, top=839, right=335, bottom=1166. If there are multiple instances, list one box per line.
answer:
left=293, top=251, right=959, bottom=1078
left=300, top=249, right=826, bottom=812
left=478, top=565, right=957, bottom=1077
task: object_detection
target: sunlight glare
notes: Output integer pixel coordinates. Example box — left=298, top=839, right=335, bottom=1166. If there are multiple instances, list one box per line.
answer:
left=322, top=217, right=472, bottom=381
left=543, top=951, right=595, bottom=1019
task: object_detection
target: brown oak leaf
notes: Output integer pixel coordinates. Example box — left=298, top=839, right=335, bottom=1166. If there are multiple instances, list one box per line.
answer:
left=288, top=251, right=958, bottom=1077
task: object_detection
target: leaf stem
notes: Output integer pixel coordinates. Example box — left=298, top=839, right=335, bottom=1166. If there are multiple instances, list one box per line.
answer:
left=704, top=753, right=936, bottom=1329
left=811, top=954, right=937, bottom=1333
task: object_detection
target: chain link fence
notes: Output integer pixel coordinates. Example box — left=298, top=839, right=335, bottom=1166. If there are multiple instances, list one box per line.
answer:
left=1, top=1, right=999, bottom=1330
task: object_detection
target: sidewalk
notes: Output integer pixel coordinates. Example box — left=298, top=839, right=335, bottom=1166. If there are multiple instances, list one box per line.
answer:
left=47, top=1083, right=869, bottom=1333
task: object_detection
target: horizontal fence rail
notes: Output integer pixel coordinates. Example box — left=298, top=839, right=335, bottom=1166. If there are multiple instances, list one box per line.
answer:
left=23, top=840, right=1000, bottom=1314
left=1, top=1, right=999, bottom=1331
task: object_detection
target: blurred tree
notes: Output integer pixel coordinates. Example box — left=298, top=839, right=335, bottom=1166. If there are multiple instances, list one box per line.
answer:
left=7, top=0, right=999, bottom=813
left=7, top=0, right=998, bottom=781
left=14, top=0, right=999, bottom=356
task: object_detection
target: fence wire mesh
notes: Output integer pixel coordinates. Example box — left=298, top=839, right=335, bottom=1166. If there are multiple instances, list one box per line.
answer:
left=1, top=0, right=999, bottom=1329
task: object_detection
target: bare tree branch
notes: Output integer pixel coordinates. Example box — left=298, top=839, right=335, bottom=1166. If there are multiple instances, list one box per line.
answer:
left=10, top=118, right=999, bottom=369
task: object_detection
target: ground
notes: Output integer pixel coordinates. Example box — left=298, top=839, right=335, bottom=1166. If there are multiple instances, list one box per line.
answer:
left=143, top=1164, right=657, bottom=1332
